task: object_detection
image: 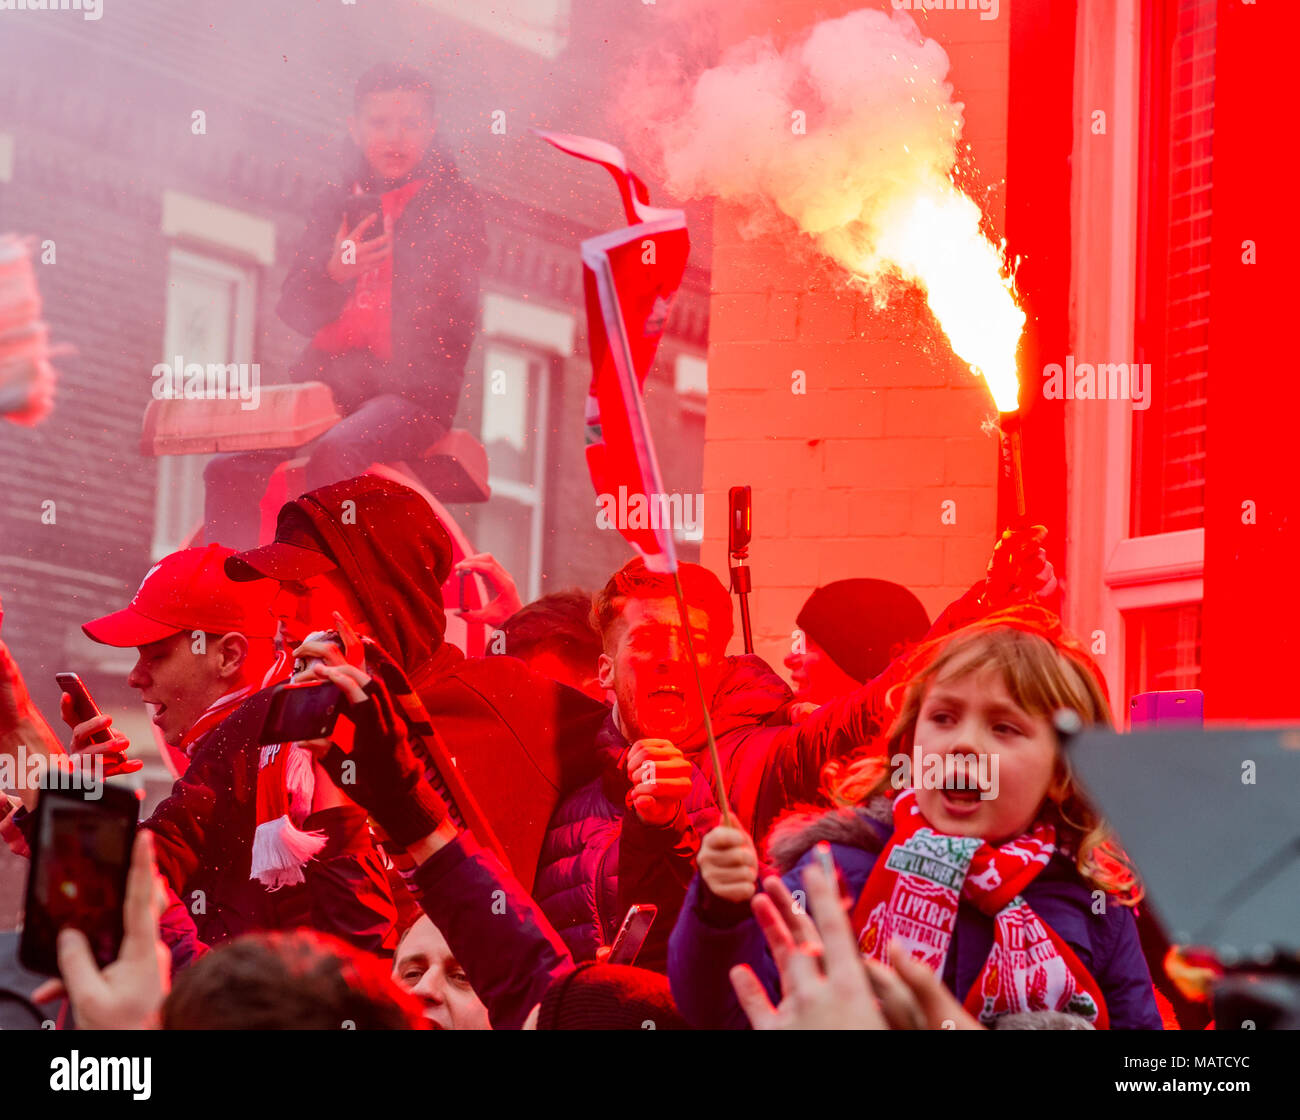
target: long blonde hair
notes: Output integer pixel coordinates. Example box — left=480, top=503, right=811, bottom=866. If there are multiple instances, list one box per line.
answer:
left=824, top=606, right=1141, bottom=904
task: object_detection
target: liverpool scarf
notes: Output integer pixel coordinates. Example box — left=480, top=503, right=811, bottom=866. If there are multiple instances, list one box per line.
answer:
left=852, top=790, right=1109, bottom=1027
left=251, top=638, right=512, bottom=888
left=249, top=651, right=327, bottom=890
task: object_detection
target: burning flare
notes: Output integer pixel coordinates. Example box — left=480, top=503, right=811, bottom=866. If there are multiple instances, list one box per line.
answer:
left=834, top=186, right=1025, bottom=413
left=624, top=6, right=1025, bottom=411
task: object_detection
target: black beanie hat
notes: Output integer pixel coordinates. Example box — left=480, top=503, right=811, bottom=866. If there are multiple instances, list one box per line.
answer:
left=536, top=963, right=691, bottom=1030
left=795, top=578, right=930, bottom=684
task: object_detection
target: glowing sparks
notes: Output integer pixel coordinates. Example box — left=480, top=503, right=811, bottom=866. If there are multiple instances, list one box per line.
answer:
left=636, top=5, right=1027, bottom=412
left=837, top=184, right=1025, bottom=413
left=875, top=187, right=1024, bottom=412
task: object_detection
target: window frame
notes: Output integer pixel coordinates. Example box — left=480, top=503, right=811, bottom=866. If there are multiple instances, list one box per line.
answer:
left=151, top=246, right=258, bottom=559
left=1066, top=0, right=1205, bottom=709
left=477, top=339, right=552, bottom=601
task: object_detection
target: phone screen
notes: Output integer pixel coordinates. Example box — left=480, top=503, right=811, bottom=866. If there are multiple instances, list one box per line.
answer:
left=21, top=786, right=138, bottom=975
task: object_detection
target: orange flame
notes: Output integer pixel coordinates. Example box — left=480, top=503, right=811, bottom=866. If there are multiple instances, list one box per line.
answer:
left=829, top=183, right=1025, bottom=413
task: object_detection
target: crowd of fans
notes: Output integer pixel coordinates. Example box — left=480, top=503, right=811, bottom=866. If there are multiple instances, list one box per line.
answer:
left=0, top=470, right=1193, bottom=1031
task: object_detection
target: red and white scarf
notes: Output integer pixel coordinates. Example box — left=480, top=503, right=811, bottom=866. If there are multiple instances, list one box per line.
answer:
left=853, top=790, right=1109, bottom=1027
left=248, top=651, right=326, bottom=890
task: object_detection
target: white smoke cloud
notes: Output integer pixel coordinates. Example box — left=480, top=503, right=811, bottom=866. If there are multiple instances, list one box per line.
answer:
left=622, top=5, right=1024, bottom=407
left=659, top=8, right=962, bottom=249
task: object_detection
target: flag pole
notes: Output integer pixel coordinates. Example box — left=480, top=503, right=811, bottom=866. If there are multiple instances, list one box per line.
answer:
left=671, top=569, right=733, bottom=826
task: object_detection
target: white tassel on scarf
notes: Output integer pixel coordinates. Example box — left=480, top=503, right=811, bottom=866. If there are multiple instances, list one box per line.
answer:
left=251, top=743, right=326, bottom=889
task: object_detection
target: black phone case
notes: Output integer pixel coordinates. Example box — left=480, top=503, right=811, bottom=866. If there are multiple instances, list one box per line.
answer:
left=19, top=784, right=139, bottom=976
left=259, top=681, right=345, bottom=745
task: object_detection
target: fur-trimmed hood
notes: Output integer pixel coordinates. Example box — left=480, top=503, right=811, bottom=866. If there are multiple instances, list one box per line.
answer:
left=764, top=795, right=894, bottom=872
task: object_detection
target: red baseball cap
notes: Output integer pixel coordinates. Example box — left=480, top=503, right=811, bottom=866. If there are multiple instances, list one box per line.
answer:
left=83, top=544, right=280, bottom=647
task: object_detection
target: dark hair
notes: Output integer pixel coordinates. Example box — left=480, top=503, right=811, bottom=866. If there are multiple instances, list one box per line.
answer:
left=354, top=63, right=435, bottom=109
left=592, top=558, right=734, bottom=653
left=497, top=590, right=602, bottom=671
left=537, top=963, right=690, bottom=1030
left=162, top=931, right=426, bottom=1030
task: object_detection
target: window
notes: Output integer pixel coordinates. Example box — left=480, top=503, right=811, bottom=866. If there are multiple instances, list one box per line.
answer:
left=472, top=343, right=551, bottom=601
left=151, top=249, right=256, bottom=558
left=1131, top=0, right=1215, bottom=536
left=1124, top=602, right=1202, bottom=707
left=1067, top=0, right=1208, bottom=710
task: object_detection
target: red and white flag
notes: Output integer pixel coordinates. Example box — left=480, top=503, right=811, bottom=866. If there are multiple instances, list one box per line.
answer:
left=537, top=131, right=690, bottom=573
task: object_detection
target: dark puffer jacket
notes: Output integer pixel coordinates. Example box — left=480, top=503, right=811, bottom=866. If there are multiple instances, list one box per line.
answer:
left=531, top=647, right=883, bottom=971
left=533, top=714, right=721, bottom=974
left=675, top=650, right=905, bottom=849
left=668, top=798, right=1164, bottom=1031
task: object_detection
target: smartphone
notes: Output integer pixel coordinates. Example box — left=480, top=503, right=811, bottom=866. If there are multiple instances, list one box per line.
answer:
left=20, top=782, right=140, bottom=975
left=54, top=672, right=114, bottom=746
left=607, top=903, right=657, bottom=967
left=259, top=679, right=346, bottom=745
left=457, top=568, right=469, bottom=612
left=1129, top=689, right=1204, bottom=729
left=343, top=194, right=384, bottom=235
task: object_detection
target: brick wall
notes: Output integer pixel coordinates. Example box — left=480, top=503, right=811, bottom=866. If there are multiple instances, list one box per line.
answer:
left=0, top=1, right=711, bottom=715
left=701, top=1, right=1010, bottom=674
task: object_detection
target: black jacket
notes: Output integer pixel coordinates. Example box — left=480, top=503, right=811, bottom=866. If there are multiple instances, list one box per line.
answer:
left=278, top=145, right=488, bottom=423
left=145, top=689, right=396, bottom=958
left=276, top=477, right=610, bottom=891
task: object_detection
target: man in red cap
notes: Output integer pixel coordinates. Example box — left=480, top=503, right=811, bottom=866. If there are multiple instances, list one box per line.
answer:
left=9, top=544, right=397, bottom=963
left=79, top=544, right=281, bottom=759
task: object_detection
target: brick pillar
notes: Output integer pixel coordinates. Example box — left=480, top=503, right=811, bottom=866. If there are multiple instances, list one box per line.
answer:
left=701, top=2, right=1011, bottom=675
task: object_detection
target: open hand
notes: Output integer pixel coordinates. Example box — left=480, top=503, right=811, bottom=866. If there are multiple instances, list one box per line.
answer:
left=731, top=860, right=885, bottom=1030
left=453, top=553, right=523, bottom=629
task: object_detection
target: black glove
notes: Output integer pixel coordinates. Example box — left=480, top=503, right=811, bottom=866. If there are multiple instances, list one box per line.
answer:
left=320, top=676, right=449, bottom=849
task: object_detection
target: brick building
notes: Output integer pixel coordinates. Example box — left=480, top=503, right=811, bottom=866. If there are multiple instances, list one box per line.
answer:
left=700, top=1, right=1009, bottom=682
left=700, top=0, right=1296, bottom=722
left=0, top=0, right=710, bottom=725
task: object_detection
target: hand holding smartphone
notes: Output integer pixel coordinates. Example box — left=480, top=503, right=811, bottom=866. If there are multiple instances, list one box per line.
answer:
left=55, top=672, right=114, bottom=746
left=259, top=679, right=347, bottom=745
left=20, top=783, right=140, bottom=975
left=607, top=904, right=658, bottom=967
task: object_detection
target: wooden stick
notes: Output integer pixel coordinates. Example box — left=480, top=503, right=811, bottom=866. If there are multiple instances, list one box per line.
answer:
left=671, top=568, right=732, bottom=825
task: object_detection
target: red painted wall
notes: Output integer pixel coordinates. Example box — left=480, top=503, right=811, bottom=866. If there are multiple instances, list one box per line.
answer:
left=1201, top=0, right=1299, bottom=720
